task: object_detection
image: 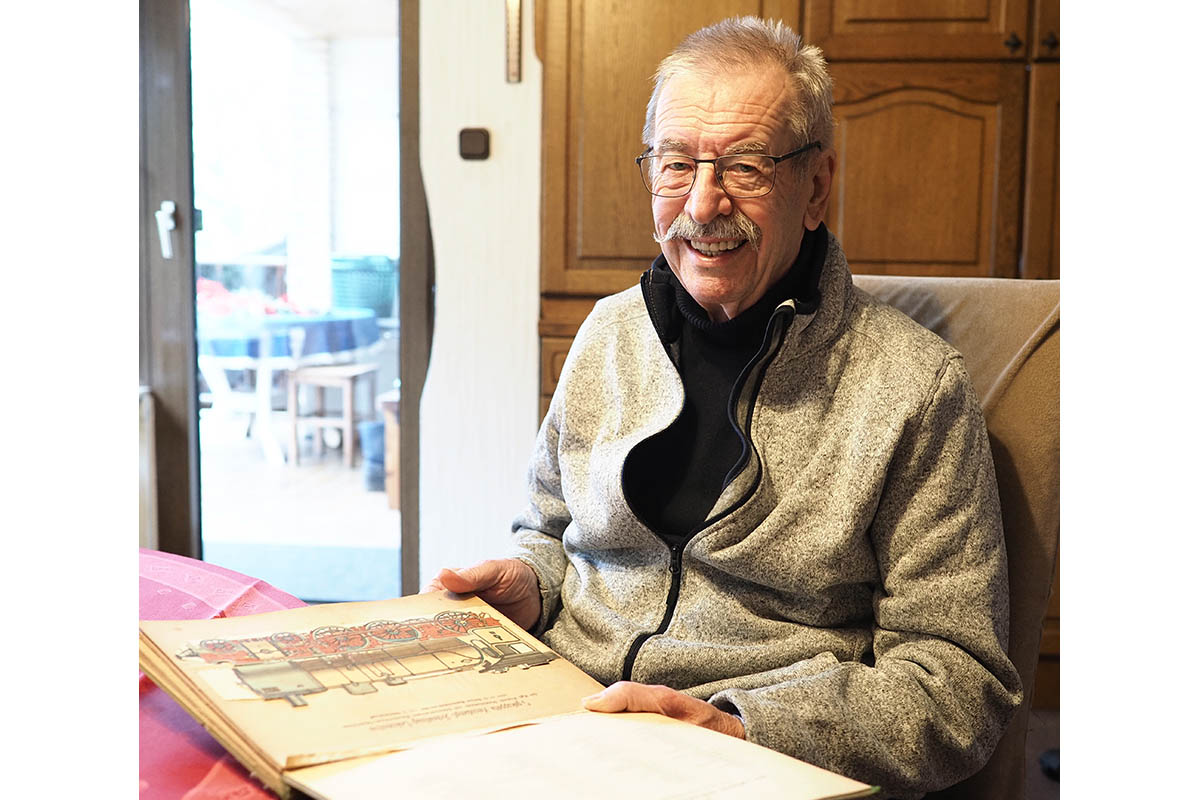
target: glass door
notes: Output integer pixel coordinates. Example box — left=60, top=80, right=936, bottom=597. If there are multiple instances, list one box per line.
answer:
left=190, top=0, right=401, bottom=602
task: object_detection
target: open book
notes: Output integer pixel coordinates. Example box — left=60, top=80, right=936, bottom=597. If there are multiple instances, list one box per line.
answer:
left=140, top=592, right=877, bottom=800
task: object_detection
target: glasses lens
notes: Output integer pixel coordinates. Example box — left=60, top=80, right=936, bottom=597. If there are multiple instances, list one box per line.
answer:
left=640, top=156, right=695, bottom=197
left=716, top=155, right=773, bottom=198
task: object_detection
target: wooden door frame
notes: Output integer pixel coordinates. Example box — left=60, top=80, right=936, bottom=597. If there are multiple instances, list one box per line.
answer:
left=398, top=0, right=429, bottom=595
left=140, top=0, right=201, bottom=558
left=140, top=0, right=429, bottom=593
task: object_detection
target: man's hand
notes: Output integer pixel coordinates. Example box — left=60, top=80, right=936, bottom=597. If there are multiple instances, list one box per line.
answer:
left=424, top=558, right=542, bottom=631
left=583, top=681, right=745, bottom=739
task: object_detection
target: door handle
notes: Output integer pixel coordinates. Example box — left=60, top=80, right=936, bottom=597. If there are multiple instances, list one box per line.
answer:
left=155, top=200, right=177, bottom=259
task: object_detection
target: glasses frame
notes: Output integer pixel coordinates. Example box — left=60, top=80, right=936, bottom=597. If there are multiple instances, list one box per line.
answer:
left=635, top=141, right=822, bottom=199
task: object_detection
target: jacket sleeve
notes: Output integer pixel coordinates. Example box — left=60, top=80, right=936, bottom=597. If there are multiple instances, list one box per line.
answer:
left=507, top=360, right=573, bottom=635
left=707, top=356, right=1023, bottom=799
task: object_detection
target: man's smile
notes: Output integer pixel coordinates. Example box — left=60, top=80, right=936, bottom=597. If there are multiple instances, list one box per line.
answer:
left=686, top=238, right=748, bottom=256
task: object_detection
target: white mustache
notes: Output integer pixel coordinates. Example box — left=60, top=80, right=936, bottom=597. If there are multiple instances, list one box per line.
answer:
left=653, top=211, right=761, bottom=250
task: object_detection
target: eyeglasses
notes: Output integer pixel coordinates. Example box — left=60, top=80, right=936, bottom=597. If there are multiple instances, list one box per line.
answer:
left=636, top=142, right=821, bottom=199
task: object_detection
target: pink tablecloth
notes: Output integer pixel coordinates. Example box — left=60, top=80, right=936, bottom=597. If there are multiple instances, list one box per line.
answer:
left=139, top=548, right=307, bottom=799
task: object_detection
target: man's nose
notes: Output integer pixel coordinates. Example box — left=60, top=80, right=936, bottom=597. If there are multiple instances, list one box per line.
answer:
left=685, top=163, right=733, bottom=225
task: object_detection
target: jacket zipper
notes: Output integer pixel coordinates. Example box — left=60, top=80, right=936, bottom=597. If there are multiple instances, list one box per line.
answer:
left=621, top=542, right=685, bottom=681
left=721, top=304, right=792, bottom=486
left=619, top=304, right=796, bottom=683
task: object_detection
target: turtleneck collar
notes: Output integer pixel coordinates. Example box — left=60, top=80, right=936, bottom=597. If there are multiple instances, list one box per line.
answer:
left=645, top=223, right=827, bottom=348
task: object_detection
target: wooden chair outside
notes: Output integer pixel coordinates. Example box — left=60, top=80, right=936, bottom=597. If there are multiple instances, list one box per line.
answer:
left=286, top=363, right=378, bottom=468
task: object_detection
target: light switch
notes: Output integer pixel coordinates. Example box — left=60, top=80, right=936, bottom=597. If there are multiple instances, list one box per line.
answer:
left=459, top=128, right=490, bottom=160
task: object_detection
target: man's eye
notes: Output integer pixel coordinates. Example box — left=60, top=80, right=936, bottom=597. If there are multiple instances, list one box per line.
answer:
left=726, top=161, right=761, bottom=174
left=662, top=160, right=693, bottom=172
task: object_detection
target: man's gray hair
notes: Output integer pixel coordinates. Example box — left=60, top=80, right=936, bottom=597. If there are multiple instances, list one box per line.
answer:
left=642, top=17, right=834, bottom=153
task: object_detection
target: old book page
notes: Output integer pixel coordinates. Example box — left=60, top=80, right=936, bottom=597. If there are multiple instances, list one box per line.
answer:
left=139, top=592, right=602, bottom=774
left=287, top=711, right=878, bottom=800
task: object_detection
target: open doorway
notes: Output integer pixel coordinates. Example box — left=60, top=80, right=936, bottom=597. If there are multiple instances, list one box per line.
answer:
left=189, top=0, right=402, bottom=601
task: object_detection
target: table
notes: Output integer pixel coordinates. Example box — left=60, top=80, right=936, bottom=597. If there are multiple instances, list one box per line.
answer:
left=196, top=309, right=382, bottom=464
left=139, top=548, right=307, bottom=799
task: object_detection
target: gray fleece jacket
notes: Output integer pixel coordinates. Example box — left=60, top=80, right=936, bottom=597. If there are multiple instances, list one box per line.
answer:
left=509, top=234, right=1022, bottom=798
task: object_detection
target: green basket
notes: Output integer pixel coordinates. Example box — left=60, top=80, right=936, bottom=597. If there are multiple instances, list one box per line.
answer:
left=330, top=258, right=397, bottom=317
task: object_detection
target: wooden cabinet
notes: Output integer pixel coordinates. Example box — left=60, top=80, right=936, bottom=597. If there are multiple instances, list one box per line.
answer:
left=539, top=336, right=572, bottom=421
left=537, top=294, right=598, bottom=417
left=803, top=0, right=1032, bottom=60
left=1021, top=62, right=1059, bottom=280
left=826, top=62, right=1026, bottom=277
left=1030, top=0, right=1061, bottom=61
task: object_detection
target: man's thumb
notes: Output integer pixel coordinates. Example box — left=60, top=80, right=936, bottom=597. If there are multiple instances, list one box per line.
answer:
left=437, top=564, right=493, bottom=594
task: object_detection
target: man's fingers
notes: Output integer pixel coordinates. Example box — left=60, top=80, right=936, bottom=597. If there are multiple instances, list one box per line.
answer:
left=583, top=682, right=745, bottom=739
left=583, top=682, right=698, bottom=718
left=583, top=682, right=663, bottom=714
left=581, top=684, right=623, bottom=712
left=421, top=560, right=541, bottom=631
left=423, top=570, right=460, bottom=593
left=434, top=565, right=488, bottom=594
left=433, top=561, right=519, bottom=595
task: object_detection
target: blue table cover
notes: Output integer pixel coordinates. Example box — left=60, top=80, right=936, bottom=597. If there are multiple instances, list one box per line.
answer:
left=197, top=308, right=381, bottom=361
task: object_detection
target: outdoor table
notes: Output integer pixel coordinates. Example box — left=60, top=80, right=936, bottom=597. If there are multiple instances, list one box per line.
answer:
left=196, top=308, right=381, bottom=464
left=139, top=548, right=307, bottom=799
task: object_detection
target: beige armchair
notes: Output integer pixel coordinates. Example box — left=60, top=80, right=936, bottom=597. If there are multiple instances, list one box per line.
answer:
left=851, top=275, right=1060, bottom=800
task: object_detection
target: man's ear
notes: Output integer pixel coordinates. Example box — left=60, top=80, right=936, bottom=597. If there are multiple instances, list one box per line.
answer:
left=802, top=148, right=836, bottom=231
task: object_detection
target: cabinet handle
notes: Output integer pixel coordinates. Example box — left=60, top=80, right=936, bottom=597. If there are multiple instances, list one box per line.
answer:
left=1041, top=31, right=1059, bottom=51
left=1004, top=32, right=1024, bottom=52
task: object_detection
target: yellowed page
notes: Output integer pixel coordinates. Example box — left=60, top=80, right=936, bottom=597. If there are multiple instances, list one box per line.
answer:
left=139, top=592, right=602, bottom=771
left=286, top=711, right=878, bottom=800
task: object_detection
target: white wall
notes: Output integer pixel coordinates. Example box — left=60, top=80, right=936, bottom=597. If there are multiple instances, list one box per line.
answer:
left=417, top=0, right=543, bottom=583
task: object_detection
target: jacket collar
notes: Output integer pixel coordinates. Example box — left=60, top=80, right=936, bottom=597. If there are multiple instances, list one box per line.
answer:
left=639, top=223, right=828, bottom=349
left=771, top=230, right=857, bottom=367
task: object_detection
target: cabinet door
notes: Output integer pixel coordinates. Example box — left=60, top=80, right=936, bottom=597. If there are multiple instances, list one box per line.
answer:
left=825, top=62, right=1026, bottom=277
left=538, top=295, right=600, bottom=420
left=540, top=0, right=801, bottom=298
left=1021, top=63, right=1058, bottom=280
left=1031, top=0, right=1060, bottom=61
left=540, top=336, right=573, bottom=421
left=803, top=0, right=1031, bottom=60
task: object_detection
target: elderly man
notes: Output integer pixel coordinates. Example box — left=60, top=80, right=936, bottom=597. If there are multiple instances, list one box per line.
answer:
left=431, top=16, right=1020, bottom=798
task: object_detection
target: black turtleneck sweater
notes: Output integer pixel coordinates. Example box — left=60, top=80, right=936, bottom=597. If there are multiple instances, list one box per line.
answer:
left=623, top=225, right=826, bottom=548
